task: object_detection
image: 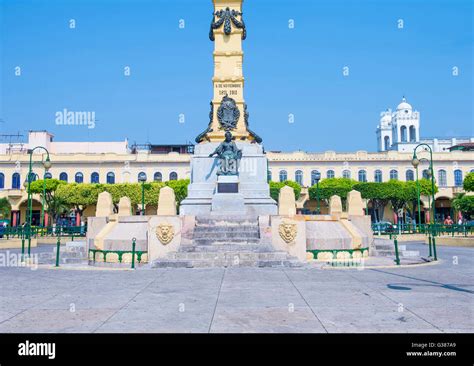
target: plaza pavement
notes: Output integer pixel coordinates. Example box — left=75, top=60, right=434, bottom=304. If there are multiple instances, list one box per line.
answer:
left=0, top=243, right=472, bottom=333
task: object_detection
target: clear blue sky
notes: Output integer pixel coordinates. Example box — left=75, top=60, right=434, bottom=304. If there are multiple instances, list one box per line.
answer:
left=0, top=0, right=472, bottom=152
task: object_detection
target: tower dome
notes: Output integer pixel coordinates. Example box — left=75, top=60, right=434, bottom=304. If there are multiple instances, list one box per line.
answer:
left=397, top=97, right=412, bottom=111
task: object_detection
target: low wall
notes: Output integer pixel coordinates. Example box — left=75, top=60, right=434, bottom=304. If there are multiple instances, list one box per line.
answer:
left=0, top=238, right=37, bottom=249
left=426, top=236, right=474, bottom=247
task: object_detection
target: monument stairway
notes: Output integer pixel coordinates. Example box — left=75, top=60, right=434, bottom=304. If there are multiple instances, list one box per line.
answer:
left=36, top=240, right=88, bottom=265
left=152, top=216, right=302, bottom=268
left=372, top=238, right=420, bottom=258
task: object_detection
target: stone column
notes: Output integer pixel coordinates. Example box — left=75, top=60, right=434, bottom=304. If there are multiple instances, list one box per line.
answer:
left=12, top=211, right=18, bottom=227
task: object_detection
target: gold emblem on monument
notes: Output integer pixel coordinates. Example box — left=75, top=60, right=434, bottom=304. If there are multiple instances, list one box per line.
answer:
left=278, top=221, right=297, bottom=244
left=156, top=223, right=174, bottom=245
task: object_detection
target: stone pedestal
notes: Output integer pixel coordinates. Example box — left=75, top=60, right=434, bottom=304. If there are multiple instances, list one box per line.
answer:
left=211, top=176, right=246, bottom=215
left=180, top=142, right=277, bottom=216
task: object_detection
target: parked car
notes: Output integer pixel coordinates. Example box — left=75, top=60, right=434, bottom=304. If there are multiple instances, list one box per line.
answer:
left=372, top=221, right=394, bottom=234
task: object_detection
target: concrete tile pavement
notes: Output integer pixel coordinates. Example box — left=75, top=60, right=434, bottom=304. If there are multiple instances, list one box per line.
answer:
left=0, top=243, right=472, bottom=333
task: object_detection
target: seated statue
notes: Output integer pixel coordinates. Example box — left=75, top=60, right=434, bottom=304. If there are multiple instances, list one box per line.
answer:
left=209, top=130, right=242, bottom=175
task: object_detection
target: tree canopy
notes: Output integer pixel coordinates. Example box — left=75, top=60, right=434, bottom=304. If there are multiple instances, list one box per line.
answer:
left=308, top=178, right=357, bottom=202
left=269, top=181, right=301, bottom=202
left=463, top=172, right=474, bottom=192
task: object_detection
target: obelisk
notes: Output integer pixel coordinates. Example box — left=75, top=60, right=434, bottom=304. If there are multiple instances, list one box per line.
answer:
left=196, top=0, right=261, bottom=144
left=181, top=0, right=276, bottom=216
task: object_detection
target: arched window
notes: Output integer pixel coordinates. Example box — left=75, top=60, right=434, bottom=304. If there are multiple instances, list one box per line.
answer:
left=91, top=172, right=99, bottom=184
left=438, top=170, right=447, bottom=187
left=358, top=170, right=367, bottom=182
left=422, top=169, right=430, bottom=180
left=400, top=126, right=407, bottom=142
left=59, top=172, right=68, bottom=182
left=342, top=170, right=351, bottom=179
left=138, top=172, right=147, bottom=182
left=44, top=172, right=52, bottom=179
left=374, top=170, right=383, bottom=183
left=107, top=172, right=115, bottom=184
left=389, top=169, right=398, bottom=180
left=279, top=170, right=287, bottom=182
left=12, top=173, right=20, bottom=189
left=169, top=172, right=178, bottom=181
left=454, top=169, right=463, bottom=187
left=311, top=170, right=321, bottom=186
left=409, top=126, right=416, bottom=142
left=267, top=170, right=272, bottom=182
left=384, top=136, right=390, bottom=151
left=0, top=173, right=4, bottom=189
left=29, top=172, right=37, bottom=182
left=75, top=172, right=83, bottom=183
left=405, top=170, right=414, bottom=181
left=154, top=172, right=162, bottom=182
left=295, top=170, right=303, bottom=185
left=326, top=170, right=335, bottom=179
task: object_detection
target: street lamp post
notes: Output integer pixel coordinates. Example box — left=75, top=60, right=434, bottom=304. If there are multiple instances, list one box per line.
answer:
left=138, top=173, right=146, bottom=215
left=24, top=147, right=51, bottom=257
left=314, top=171, right=321, bottom=214
left=411, top=162, right=422, bottom=231
left=24, top=172, right=47, bottom=229
left=412, top=144, right=437, bottom=261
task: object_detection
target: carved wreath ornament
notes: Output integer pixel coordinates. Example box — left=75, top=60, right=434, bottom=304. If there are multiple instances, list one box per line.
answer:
left=278, top=221, right=297, bottom=244
left=155, top=223, right=174, bottom=245
left=209, top=7, right=247, bottom=41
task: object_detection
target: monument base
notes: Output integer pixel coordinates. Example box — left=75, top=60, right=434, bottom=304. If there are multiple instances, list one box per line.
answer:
left=179, top=142, right=277, bottom=216
left=211, top=176, right=246, bottom=215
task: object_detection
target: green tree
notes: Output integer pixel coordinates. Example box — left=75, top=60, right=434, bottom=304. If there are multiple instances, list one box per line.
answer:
left=0, top=197, right=12, bottom=220
left=269, top=181, right=301, bottom=202
left=353, top=182, right=391, bottom=221
left=463, top=172, right=474, bottom=192
left=29, top=179, right=66, bottom=203
left=309, top=178, right=357, bottom=208
left=165, top=179, right=190, bottom=205
left=55, top=179, right=190, bottom=214
left=29, top=179, right=67, bottom=224
left=452, top=194, right=474, bottom=219
left=56, top=183, right=103, bottom=216
left=46, top=195, right=71, bottom=224
left=386, top=180, right=417, bottom=214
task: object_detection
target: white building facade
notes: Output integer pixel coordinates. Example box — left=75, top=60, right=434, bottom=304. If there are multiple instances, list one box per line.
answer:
left=376, top=97, right=473, bottom=153
left=0, top=130, right=473, bottom=225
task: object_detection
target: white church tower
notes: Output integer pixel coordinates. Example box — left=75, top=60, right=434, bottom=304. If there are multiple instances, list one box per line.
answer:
left=377, top=97, right=420, bottom=152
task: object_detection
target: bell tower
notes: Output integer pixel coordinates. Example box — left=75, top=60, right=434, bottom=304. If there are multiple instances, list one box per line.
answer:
left=196, top=0, right=261, bottom=144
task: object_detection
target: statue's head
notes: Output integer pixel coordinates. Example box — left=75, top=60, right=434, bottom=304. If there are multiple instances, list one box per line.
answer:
left=224, top=130, right=232, bottom=142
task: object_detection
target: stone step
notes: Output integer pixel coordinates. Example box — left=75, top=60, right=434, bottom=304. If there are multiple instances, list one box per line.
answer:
left=152, top=257, right=302, bottom=269
left=401, top=250, right=420, bottom=257
left=192, top=232, right=260, bottom=240
left=166, top=251, right=291, bottom=261
left=192, top=239, right=261, bottom=246
left=194, top=226, right=259, bottom=233
left=373, top=249, right=395, bottom=257
left=374, top=243, right=395, bottom=250
left=181, top=243, right=268, bottom=252
left=196, top=218, right=258, bottom=226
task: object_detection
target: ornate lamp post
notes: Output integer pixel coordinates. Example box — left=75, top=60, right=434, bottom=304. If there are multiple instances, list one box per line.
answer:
left=23, top=172, right=47, bottom=228
left=412, top=144, right=437, bottom=260
left=314, top=171, right=321, bottom=214
left=138, top=173, right=146, bottom=215
left=411, top=157, right=422, bottom=230
left=24, top=147, right=51, bottom=257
